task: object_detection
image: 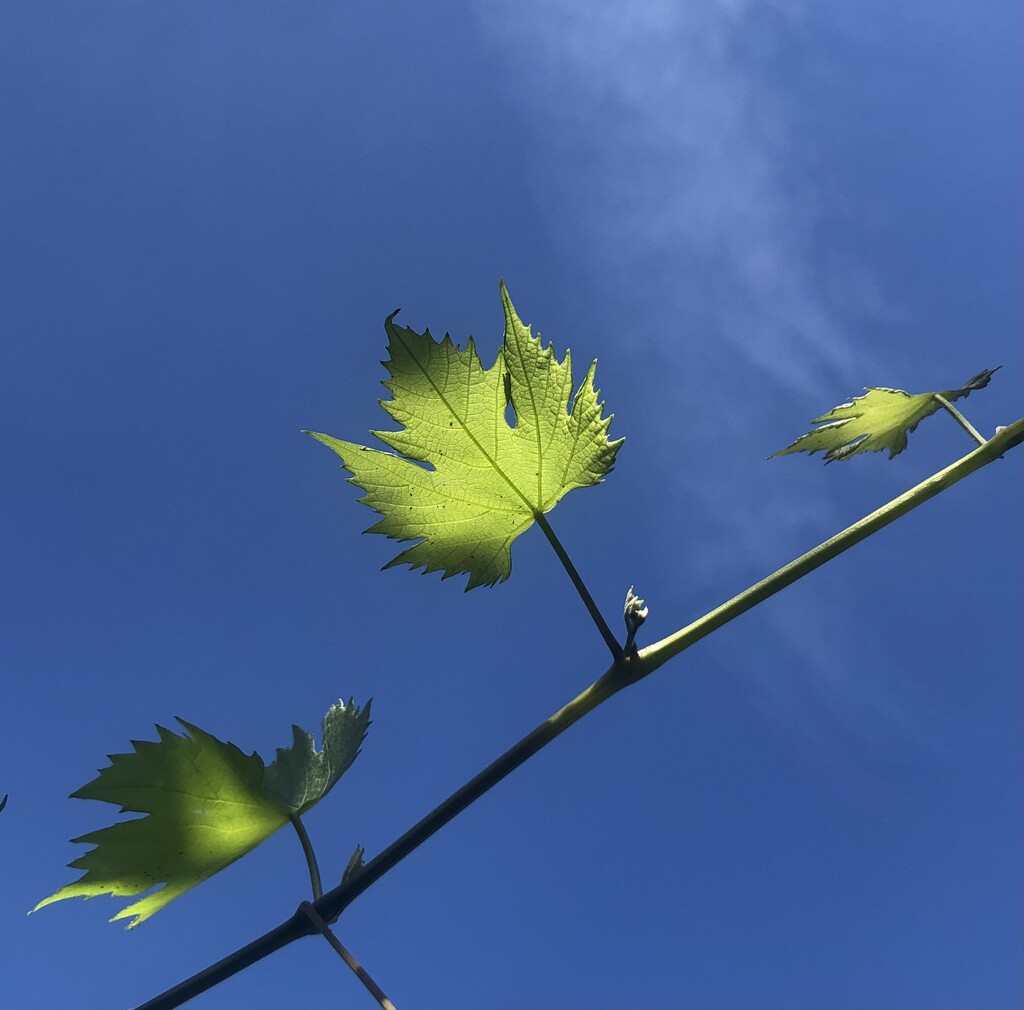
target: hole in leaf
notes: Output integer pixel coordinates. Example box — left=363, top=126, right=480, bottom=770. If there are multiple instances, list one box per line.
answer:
left=503, top=371, right=517, bottom=429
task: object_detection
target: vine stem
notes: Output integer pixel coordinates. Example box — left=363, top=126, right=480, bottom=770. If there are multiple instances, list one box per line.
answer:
left=289, top=814, right=323, bottom=900
left=299, top=901, right=397, bottom=1010
left=934, top=394, right=987, bottom=446
left=640, top=415, right=1021, bottom=674
left=135, top=416, right=1024, bottom=1010
left=534, top=511, right=624, bottom=662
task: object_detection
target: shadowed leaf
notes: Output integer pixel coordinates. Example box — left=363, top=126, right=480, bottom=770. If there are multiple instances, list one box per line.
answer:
left=263, top=698, right=371, bottom=815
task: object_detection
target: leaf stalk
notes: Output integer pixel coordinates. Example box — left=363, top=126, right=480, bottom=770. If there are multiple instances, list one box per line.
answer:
left=289, top=813, right=323, bottom=901
left=299, top=901, right=397, bottom=1010
left=534, top=511, right=623, bottom=661
left=933, top=393, right=987, bottom=447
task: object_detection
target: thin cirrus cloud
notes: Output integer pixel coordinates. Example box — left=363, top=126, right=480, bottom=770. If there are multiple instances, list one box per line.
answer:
left=474, top=0, right=928, bottom=742
left=475, top=0, right=878, bottom=398
left=473, top=0, right=877, bottom=565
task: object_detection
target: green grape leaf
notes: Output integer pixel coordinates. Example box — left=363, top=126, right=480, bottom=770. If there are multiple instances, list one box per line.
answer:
left=34, top=698, right=369, bottom=928
left=307, top=280, right=622, bottom=589
left=263, top=698, right=371, bottom=815
left=771, top=367, right=1000, bottom=462
left=33, top=720, right=289, bottom=928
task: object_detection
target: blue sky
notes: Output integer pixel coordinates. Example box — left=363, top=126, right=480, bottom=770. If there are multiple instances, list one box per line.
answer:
left=1, top=2, right=1020, bottom=1007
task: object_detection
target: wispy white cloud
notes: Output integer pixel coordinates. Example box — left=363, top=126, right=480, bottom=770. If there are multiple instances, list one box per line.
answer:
left=475, top=0, right=880, bottom=566
left=476, top=0, right=880, bottom=395
left=476, top=0, right=918, bottom=747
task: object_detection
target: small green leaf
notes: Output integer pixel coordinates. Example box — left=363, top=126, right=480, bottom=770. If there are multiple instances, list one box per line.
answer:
left=34, top=721, right=290, bottom=928
left=772, top=368, right=1000, bottom=462
left=307, top=280, right=622, bottom=589
left=263, top=698, right=372, bottom=815
left=341, top=843, right=366, bottom=885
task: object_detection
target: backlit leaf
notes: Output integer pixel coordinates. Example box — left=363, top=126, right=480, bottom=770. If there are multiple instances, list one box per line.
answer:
left=34, top=720, right=289, bottom=928
left=772, top=368, right=999, bottom=462
left=307, top=281, right=622, bottom=589
left=35, top=698, right=368, bottom=927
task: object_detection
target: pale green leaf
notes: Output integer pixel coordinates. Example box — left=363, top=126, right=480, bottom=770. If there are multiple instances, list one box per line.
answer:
left=772, top=368, right=999, bottom=462
left=263, top=698, right=371, bottom=815
left=307, top=281, right=622, bottom=589
left=33, top=720, right=289, bottom=928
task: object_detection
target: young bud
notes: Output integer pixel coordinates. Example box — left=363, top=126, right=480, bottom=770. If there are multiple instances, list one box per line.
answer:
left=624, top=585, right=648, bottom=639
